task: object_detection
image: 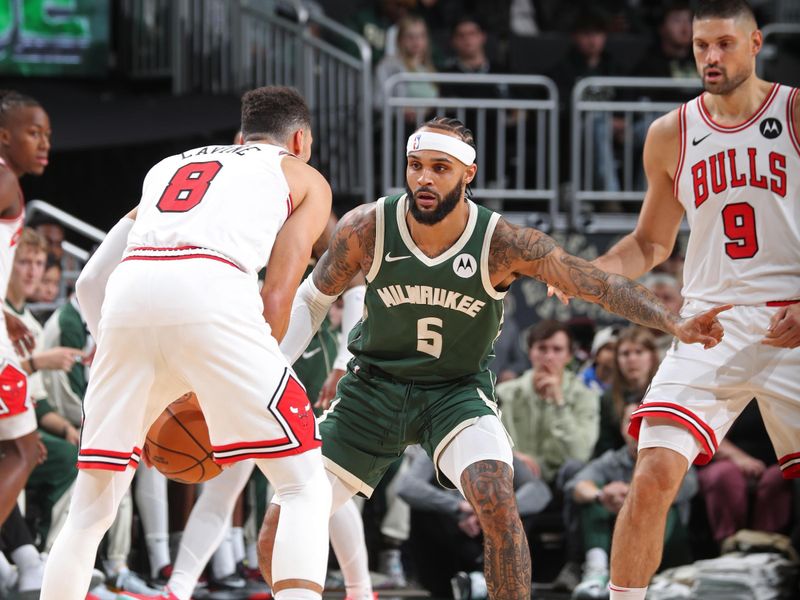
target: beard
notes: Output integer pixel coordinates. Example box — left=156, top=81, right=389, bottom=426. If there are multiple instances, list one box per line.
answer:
left=406, top=180, right=464, bottom=225
left=702, top=64, right=750, bottom=96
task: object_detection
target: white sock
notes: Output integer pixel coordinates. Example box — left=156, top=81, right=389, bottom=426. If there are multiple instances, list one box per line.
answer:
left=211, top=527, right=236, bottom=579
left=609, top=582, right=648, bottom=599
left=274, top=589, right=320, bottom=600
left=329, top=499, right=372, bottom=600
left=11, top=545, right=43, bottom=591
left=230, top=526, right=246, bottom=564
left=586, top=547, right=608, bottom=571
left=245, top=541, right=258, bottom=570
left=135, top=466, right=171, bottom=578
left=0, top=552, right=15, bottom=582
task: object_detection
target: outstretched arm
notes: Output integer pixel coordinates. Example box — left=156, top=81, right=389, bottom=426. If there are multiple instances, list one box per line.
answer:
left=490, top=219, right=728, bottom=347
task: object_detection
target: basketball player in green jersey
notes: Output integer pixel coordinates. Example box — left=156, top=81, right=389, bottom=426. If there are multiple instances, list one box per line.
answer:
left=267, top=117, right=730, bottom=599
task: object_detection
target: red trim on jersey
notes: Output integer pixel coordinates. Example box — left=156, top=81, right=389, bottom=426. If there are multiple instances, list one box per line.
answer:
left=787, top=87, right=800, bottom=158
left=780, top=453, right=800, bottom=479
left=629, top=402, right=718, bottom=465
left=122, top=247, right=243, bottom=271
left=673, top=104, right=688, bottom=199
left=212, top=438, right=321, bottom=464
left=698, top=82, right=779, bottom=133
left=77, top=447, right=141, bottom=471
left=767, top=299, right=800, bottom=307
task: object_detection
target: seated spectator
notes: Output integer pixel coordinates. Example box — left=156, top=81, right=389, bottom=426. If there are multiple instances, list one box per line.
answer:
left=579, top=326, right=618, bottom=394
left=34, top=254, right=62, bottom=304
left=549, top=9, right=622, bottom=191
left=497, top=320, right=600, bottom=488
left=593, top=326, right=659, bottom=458
left=374, top=15, right=439, bottom=123
left=440, top=16, right=508, bottom=84
left=396, top=445, right=551, bottom=599
left=697, top=401, right=794, bottom=546
left=6, top=228, right=81, bottom=547
left=633, top=1, right=695, bottom=83
left=566, top=403, right=697, bottom=599
left=349, top=0, right=414, bottom=63
left=642, top=273, right=682, bottom=359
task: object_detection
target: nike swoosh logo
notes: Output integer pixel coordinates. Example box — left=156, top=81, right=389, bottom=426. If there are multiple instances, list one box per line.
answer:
left=385, top=253, right=411, bottom=262
left=692, top=133, right=711, bottom=146
left=301, top=348, right=322, bottom=359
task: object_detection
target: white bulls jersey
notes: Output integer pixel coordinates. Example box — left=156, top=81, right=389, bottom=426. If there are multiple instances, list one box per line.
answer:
left=126, top=143, right=294, bottom=275
left=0, top=158, right=24, bottom=354
left=674, top=83, right=800, bottom=305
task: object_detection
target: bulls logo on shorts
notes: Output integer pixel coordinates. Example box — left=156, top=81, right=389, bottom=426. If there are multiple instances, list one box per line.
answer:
left=0, top=363, right=28, bottom=418
left=270, top=374, right=320, bottom=450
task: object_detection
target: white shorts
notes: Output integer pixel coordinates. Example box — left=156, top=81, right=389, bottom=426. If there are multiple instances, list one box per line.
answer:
left=0, top=355, right=36, bottom=441
left=78, top=256, right=321, bottom=471
left=630, top=299, right=800, bottom=479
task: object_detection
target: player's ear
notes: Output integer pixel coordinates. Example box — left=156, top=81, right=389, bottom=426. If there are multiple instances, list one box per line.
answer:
left=233, top=130, right=244, bottom=145
left=751, top=28, right=762, bottom=55
left=0, top=127, right=10, bottom=146
left=289, top=128, right=304, bottom=156
left=464, top=163, right=477, bottom=186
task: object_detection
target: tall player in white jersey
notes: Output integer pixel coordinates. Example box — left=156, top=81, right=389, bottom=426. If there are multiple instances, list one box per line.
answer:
left=0, top=90, right=50, bottom=529
left=41, top=86, right=334, bottom=600
left=568, top=1, right=799, bottom=598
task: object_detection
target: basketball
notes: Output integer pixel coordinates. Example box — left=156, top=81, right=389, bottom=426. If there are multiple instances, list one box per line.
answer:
left=143, top=392, right=222, bottom=484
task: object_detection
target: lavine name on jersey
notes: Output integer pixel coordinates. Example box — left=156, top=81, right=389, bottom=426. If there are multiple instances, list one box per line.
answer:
left=376, top=284, right=486, bottom=317
left=690, top=147, right=786, bottom=208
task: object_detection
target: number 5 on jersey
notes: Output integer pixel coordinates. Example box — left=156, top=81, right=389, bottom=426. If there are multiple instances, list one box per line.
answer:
left=157, top=161, right=223, bottom=213
left=417, top=317, right=443, bottom=358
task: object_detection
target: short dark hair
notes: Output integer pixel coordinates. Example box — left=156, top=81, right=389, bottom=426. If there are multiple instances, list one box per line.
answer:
left=694, top=0, right=756, bottom=23
left=451, top=15, right=485, bottom=36
left=421, top=116, right=476, bottom=153
left=526, top=320, right=573, bottom=350
left=661, top=0, right=692, bottom=22
left=240, top=86, right=311, bottom=143
left=0, top=90, right=41, bottom=127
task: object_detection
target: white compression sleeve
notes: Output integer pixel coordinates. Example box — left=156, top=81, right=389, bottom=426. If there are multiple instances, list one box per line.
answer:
left=75, top=216, right=134, bottom=338
left=332, top=284, right=365, bottom=371
left=279, top=276, right=338, bottom=365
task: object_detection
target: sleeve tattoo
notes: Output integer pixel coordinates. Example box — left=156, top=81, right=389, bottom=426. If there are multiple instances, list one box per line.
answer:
left=490, top=220, right=679, bottom=335
left=312, top=204, right=375, bottom=296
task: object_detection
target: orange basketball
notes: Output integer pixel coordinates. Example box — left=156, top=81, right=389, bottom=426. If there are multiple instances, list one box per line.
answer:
left=143, top=392, right=222, bottom=484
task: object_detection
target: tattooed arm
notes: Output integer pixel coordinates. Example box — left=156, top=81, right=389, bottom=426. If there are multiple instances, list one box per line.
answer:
left=489, top=218, right=729, bottom=347
left=280, top=204, right=375, bottom=364
left=312, top=203, right=375, bottom=295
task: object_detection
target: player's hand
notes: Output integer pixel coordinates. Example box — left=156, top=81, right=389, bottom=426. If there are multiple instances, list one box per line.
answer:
left=458, top=513, right=482, bottom=538
left=731, top=454, right=766, bottom=479
left=673, top=305, right=732, bottom=349
left=546, top=284, right=570, bottom=305
left=141, top=444, right=153, bottom=468
left=600, top=481, right=629, bottom=514
left=762, top=304, right=800, bottom=349
left=5, top=312, right=35, bottom=355
left=515, top=451, right=541, bottom=478
left=315, top=368, right=345, bottom=411
left=35, top=347, right=87, bottom=372
left=64, top=424, right=80, bottom=447
left=36, top=434, right=47, bottom=465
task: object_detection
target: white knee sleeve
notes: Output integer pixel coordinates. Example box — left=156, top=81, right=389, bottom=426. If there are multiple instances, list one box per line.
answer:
left=256, top=450, right=331, bottom=588
left=437, top=415, right=513, bottom=498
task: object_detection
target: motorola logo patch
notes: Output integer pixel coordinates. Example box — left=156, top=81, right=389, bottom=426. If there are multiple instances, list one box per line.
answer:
left=453, top=253, right=477, bottom=278
left=759, top=118, right=782, bottom=139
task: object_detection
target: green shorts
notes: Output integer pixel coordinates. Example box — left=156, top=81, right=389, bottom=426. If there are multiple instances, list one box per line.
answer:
left=318, top=360, right=501, bottom=497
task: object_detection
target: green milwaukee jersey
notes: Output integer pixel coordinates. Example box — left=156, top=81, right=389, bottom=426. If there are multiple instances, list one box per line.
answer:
left=348, top=193, right=506, bottom=383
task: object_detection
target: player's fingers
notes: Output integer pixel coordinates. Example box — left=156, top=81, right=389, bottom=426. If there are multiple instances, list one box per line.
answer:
left=702, top=304, right=734, bottom=320
left=767, top=306, right=788, bottom=331
left=765, top=316, right=791, bottom=339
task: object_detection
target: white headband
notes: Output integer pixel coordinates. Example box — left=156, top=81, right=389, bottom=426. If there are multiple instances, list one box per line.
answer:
left=406, top=131, right=476, bottom=166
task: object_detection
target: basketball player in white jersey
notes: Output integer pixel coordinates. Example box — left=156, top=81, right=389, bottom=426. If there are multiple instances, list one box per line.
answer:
left=562, top=2, right=799, bottom=598
left=0, top=90, right=50, bottom=529
left=41, top=86, right=334, bottom=600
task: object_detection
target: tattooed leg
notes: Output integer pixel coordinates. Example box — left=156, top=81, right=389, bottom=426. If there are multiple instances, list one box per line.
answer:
left=461, top=460, right=531, bottom=600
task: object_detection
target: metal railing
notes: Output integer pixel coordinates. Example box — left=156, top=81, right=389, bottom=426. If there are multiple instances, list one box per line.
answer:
left=117, top=0, right=374, bottom=203
left=381, top=73, right=560, bottom=226
left=570, top=77, right=702, bottom=232
left=25, top=201, right=106, bottom=307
